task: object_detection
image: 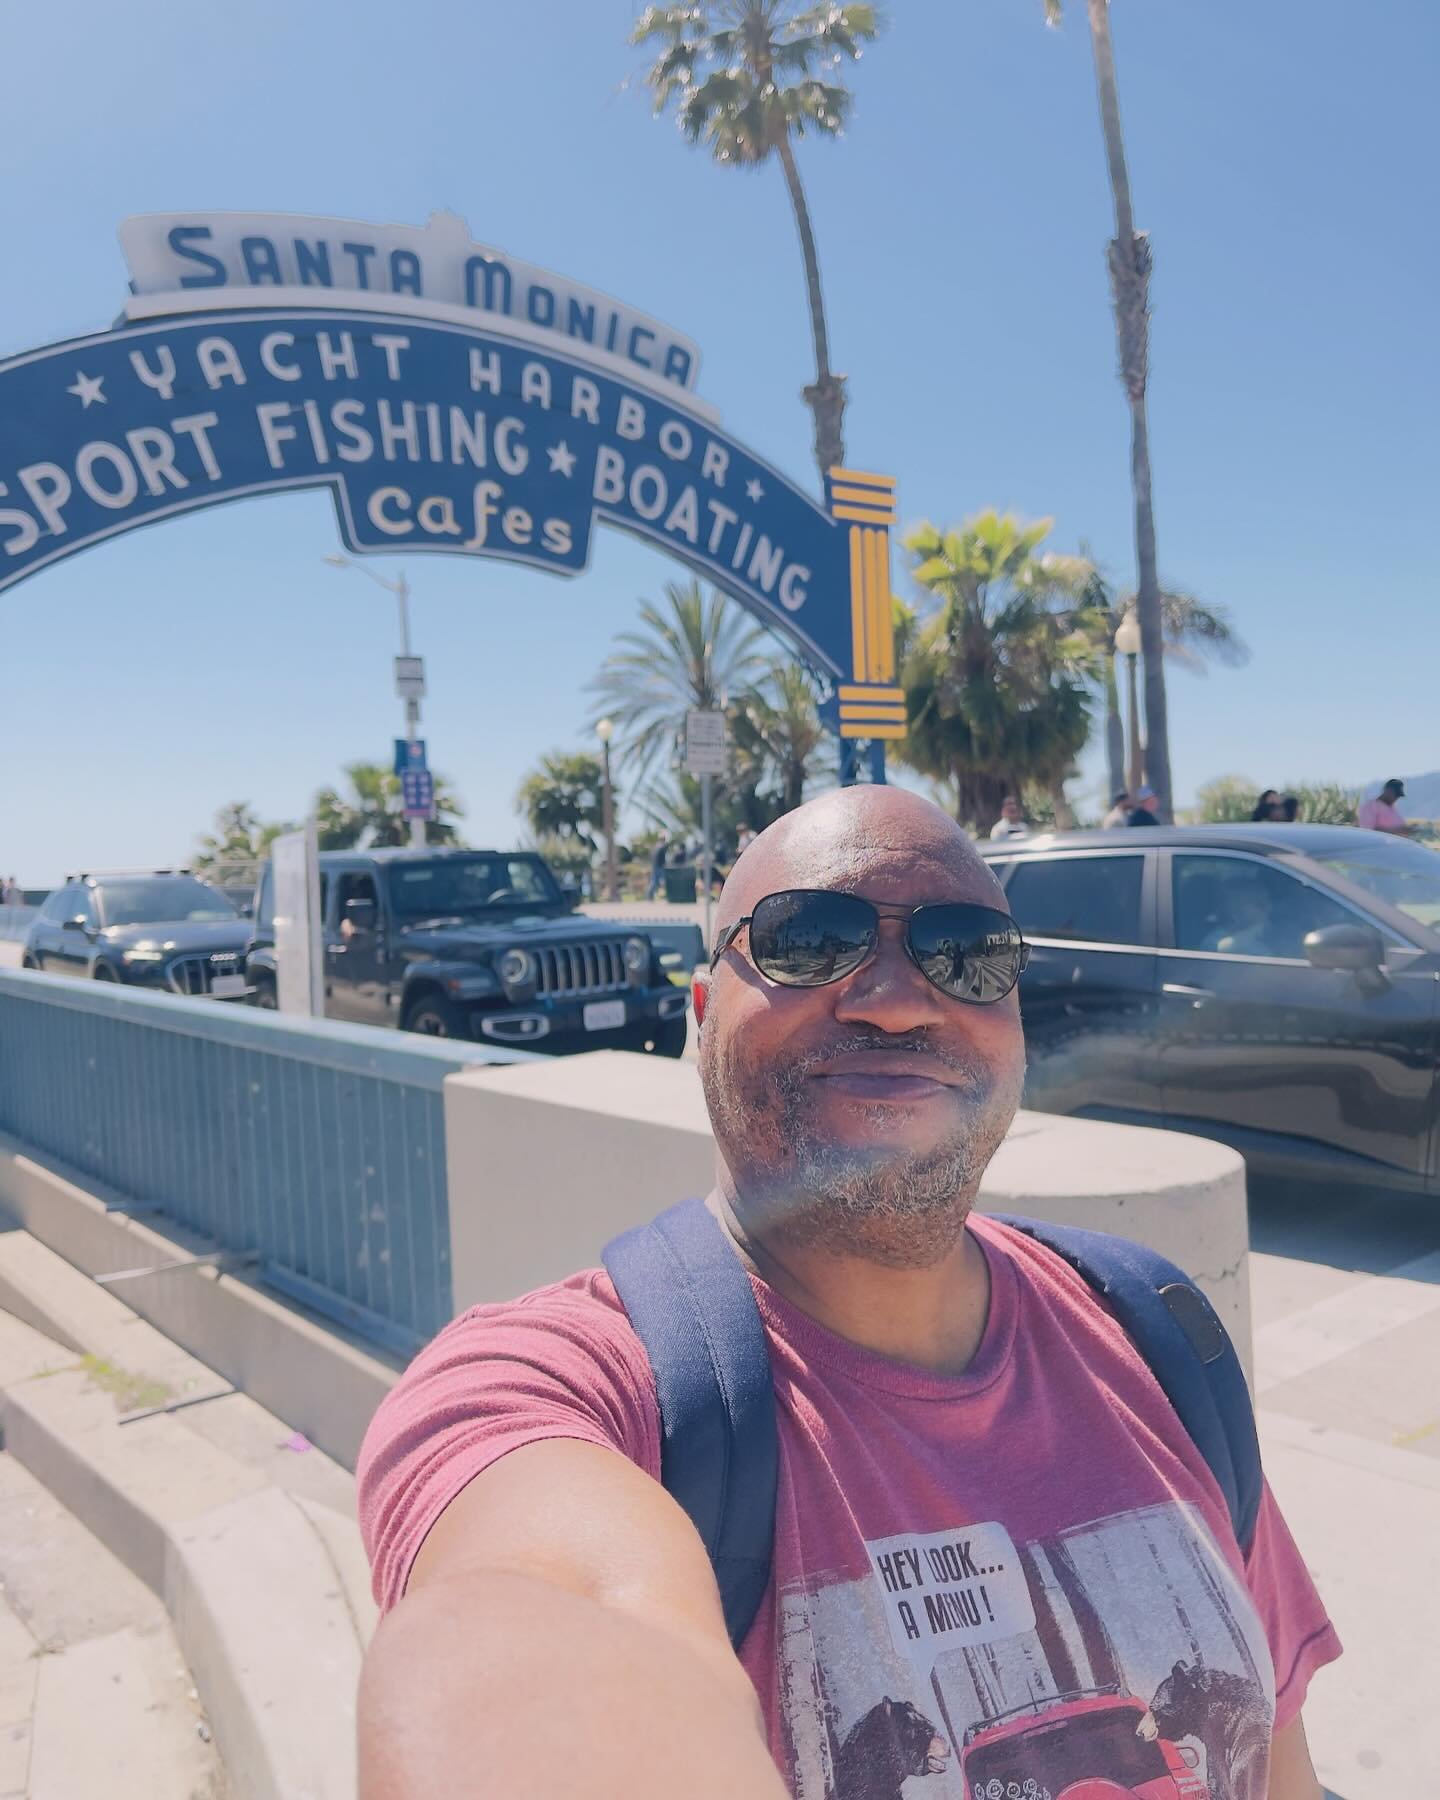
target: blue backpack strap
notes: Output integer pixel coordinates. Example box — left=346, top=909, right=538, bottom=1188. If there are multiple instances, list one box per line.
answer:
left=995, top=1214, right=1262, bottom=1553
left=602, top=1198, right=777, bottom=1648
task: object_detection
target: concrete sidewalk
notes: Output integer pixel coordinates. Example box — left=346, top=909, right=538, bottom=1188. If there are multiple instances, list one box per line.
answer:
left=0, top=1448, right=226, bottom=1799
left=1247, top=1200, right=1440, bottom=1800
left=0, top=1227, right=374, bottom=1800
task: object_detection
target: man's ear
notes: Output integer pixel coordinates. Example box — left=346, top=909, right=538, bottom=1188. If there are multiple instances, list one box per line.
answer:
left=691, top=968, right=710, bottom=1029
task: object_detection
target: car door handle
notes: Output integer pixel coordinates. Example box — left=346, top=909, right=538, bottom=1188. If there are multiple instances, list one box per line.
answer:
left=1162, top=981, right=1211, bottom=1003
left=326, top=943, right=346, bottom=955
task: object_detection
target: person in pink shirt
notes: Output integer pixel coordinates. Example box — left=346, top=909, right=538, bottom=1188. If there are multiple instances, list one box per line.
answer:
left=357, top=786, right=1338, bottom=1800
left=1357, top=778, right=1414, bottom=835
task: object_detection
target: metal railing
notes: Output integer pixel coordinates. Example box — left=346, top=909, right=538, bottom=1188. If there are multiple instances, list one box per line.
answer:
left=0, top=969, right=532, bottom=1353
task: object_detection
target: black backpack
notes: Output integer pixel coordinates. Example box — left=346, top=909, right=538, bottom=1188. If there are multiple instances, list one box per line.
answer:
left=603, top=1198, right=1261, bottom=1649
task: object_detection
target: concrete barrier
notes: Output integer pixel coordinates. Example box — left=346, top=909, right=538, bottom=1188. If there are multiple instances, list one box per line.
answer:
left=444, top=1054, right=1252, bottom=1366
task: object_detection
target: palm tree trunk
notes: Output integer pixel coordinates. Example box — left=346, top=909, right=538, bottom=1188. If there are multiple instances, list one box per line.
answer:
left=1103, top=654, right=1125, bottom=799
left=776, top=131, right=846, bottom=485
left=1087, top=0, right=1173, bottom=821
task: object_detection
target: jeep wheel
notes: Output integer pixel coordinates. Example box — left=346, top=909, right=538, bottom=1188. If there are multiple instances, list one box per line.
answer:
left=645, top=1016, right=690, bottom=1059
left=403, top=993, right=469, bottom=1039
left=250, top=977, right=278, bottom=1010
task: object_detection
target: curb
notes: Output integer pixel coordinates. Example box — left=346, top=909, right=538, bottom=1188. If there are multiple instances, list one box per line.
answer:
left=0, top=1130, right=399, bottom=1470
left=0, top=1237, right=367, bottom=1800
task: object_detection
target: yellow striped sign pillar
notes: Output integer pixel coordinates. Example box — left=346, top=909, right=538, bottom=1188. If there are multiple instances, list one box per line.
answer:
left=824, top=468, right=905, bottom=781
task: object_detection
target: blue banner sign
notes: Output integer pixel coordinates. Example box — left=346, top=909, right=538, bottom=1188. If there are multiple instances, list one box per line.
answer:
left=0, top=214, right=903, bottom=749
left=394, top=738, right=427, bottom=776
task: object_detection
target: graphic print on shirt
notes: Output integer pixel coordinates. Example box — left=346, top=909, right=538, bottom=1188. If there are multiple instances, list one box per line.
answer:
left=774, top=1501, right=1273, bottom=1800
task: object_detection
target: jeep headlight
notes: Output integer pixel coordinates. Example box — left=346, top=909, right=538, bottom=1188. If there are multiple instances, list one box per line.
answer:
left=623, top=936, right=651, bottom=979
left=498, top=947, right=534, bottom=987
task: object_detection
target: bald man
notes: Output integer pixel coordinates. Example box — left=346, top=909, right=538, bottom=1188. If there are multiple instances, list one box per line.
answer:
left=357, top=788, right=1335, bottom=1800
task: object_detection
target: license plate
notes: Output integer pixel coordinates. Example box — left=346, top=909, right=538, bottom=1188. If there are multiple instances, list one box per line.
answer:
left=210, top=974, right=248, bottom=999
left=583, top=999, right=627, bottom=1032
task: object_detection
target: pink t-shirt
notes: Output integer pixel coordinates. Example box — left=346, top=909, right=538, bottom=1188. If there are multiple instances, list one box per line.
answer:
left=359, top=1216, right=1340, bottom=1799
left=1357, top=797, right=1407, bottom=832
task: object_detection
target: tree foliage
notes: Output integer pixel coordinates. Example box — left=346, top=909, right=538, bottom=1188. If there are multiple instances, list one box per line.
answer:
left=515, top=751, right=609, bottom=853
left=893, top=511, right=1107, bottom=832
left=193, top=802, right=295, bottom=883
left=313, top=761, right=465, bottom=849
left=587, top=578, right=771, bottom=783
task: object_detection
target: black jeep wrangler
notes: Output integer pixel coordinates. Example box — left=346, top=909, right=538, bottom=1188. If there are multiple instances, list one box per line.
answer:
left=245, top=848, right=690, bottom=1056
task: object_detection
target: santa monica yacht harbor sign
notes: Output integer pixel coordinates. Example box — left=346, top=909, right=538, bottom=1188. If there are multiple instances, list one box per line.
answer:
left=0, top=211, right=903, bottom=755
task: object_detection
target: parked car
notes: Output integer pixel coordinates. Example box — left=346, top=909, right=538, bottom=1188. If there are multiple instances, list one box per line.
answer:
left=981, top=825, right=1440, bottom=1201
left=961, top=1689, right=1207, bottom=1800
left=20, top=870, right=252, bottom=998
left=245, top=847, right=691, bottom=1055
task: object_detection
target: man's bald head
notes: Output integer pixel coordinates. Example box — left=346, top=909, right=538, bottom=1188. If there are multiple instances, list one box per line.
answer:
left=715, top=786, right=1004, bottom=939
left=697, top=784, right=1025, bottom=1269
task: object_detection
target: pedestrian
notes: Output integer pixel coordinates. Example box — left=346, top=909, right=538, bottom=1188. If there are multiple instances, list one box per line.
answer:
left=1357, top=779, right=1413, bottom=836
left=988, top=795, right=1030, bottom=841
left=357, top=787, right=1337, bottom=1800
left=1101, top=790, right=1130, bottom=829
left=1127, top=785, right=1161, bottom=826
left=1, top=876, right=21, bottom=905
left=1250, top=789, right=1279, bottom=822
left=646, top=832, right=670, bottom=901
left=1280, top=794, right=1301, bottom=823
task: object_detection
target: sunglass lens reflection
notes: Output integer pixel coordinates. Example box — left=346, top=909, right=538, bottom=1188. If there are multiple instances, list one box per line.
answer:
left=750, top=892, right=874, bottom=986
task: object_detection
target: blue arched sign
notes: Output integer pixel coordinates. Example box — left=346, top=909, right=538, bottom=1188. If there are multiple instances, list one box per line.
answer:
left=0, top=212, right=903, bottom=761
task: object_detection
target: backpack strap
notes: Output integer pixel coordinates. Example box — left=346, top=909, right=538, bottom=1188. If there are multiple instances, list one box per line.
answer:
left=602, top=1198, right=777, bottom=1648
left=995, top=1214, right=1263, bottom=1554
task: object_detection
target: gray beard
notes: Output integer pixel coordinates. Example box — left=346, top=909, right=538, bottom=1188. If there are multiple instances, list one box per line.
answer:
left=703, top=1030, right=1018, bottom=1269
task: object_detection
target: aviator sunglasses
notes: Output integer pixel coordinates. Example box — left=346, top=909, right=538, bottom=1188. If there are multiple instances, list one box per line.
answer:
left=710, top=889, right=1030, bottom=1006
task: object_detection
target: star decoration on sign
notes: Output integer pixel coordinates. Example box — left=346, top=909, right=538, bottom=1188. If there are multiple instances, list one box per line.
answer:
left=67, top=371, right=106, bottom=409
left=745, top=477, right=764, bottom=503
left=546, top=440, right=577, bottom=479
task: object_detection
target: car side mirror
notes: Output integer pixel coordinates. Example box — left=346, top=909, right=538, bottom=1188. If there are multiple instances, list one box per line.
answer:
left=1304, top=922, right=1384, bottom=972
left=61, top=916, right=88, bottom=933
left=344, top=897, right=378, bottom=933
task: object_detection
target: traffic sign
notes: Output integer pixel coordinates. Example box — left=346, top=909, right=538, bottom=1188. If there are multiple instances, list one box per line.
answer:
left=393, top=738, right=428, bottom=776
left=685, top=708, right=727, bottom=777
left=401, top=769, right=435, bottom=819
left=394, top=656, right=426, bottom=700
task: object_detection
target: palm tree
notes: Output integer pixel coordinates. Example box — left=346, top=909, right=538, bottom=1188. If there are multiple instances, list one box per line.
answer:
left=895, top=511, right=1107, bottom=832
left=1094, top=579, right=1247, bottom=800
left=515, top=752, right=608, bottom=853
left=588, top=577, right=771, bottom=784
left=631, top=2, right=881, bottom=484
left=730, top=661, right=830, bottom=812
left=1043, top=0, right=1174, bottom=818
left=313, top=761, right=464, bottom=849
left=193, top=802, right=294, bottom=884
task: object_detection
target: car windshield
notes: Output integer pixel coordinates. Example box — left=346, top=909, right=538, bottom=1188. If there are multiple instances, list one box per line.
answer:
left=1312, top=840, right=1440, bottom=930
left=98, top=878, right=238, bottom=927
left=386, top=855, right=560, bottom=921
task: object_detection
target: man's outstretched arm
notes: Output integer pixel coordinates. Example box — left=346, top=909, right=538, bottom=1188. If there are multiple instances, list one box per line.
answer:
left=359, top=1438, right=790, bottom=1800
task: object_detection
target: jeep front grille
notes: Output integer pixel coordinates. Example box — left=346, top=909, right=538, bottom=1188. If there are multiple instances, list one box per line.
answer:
left=533, top=940, right=627, bottom=997
left=168, top=952, right=241, bottom=996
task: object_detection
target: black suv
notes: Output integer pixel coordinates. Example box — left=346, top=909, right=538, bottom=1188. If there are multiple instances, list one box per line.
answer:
left=245, top=847, right=690, bottom=1055
left=981, top=825, right=1440, bottom=1200
left=21, top=870, right=252, bottom=998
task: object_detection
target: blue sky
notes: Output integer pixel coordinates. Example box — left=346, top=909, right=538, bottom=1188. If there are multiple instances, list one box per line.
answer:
left=1, top=0, right=1434, bottom=885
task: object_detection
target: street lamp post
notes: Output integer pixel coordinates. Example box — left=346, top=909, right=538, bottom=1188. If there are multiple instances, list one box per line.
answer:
left=595, top=719, right=618, bottom=902
left=324, top=555, right=427, bottom=847
left=1114, top=610, right=1144, bottom=799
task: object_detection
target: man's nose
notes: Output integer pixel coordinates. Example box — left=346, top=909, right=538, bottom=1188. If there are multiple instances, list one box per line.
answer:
left=831, top=918, right=948, bottom=1033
